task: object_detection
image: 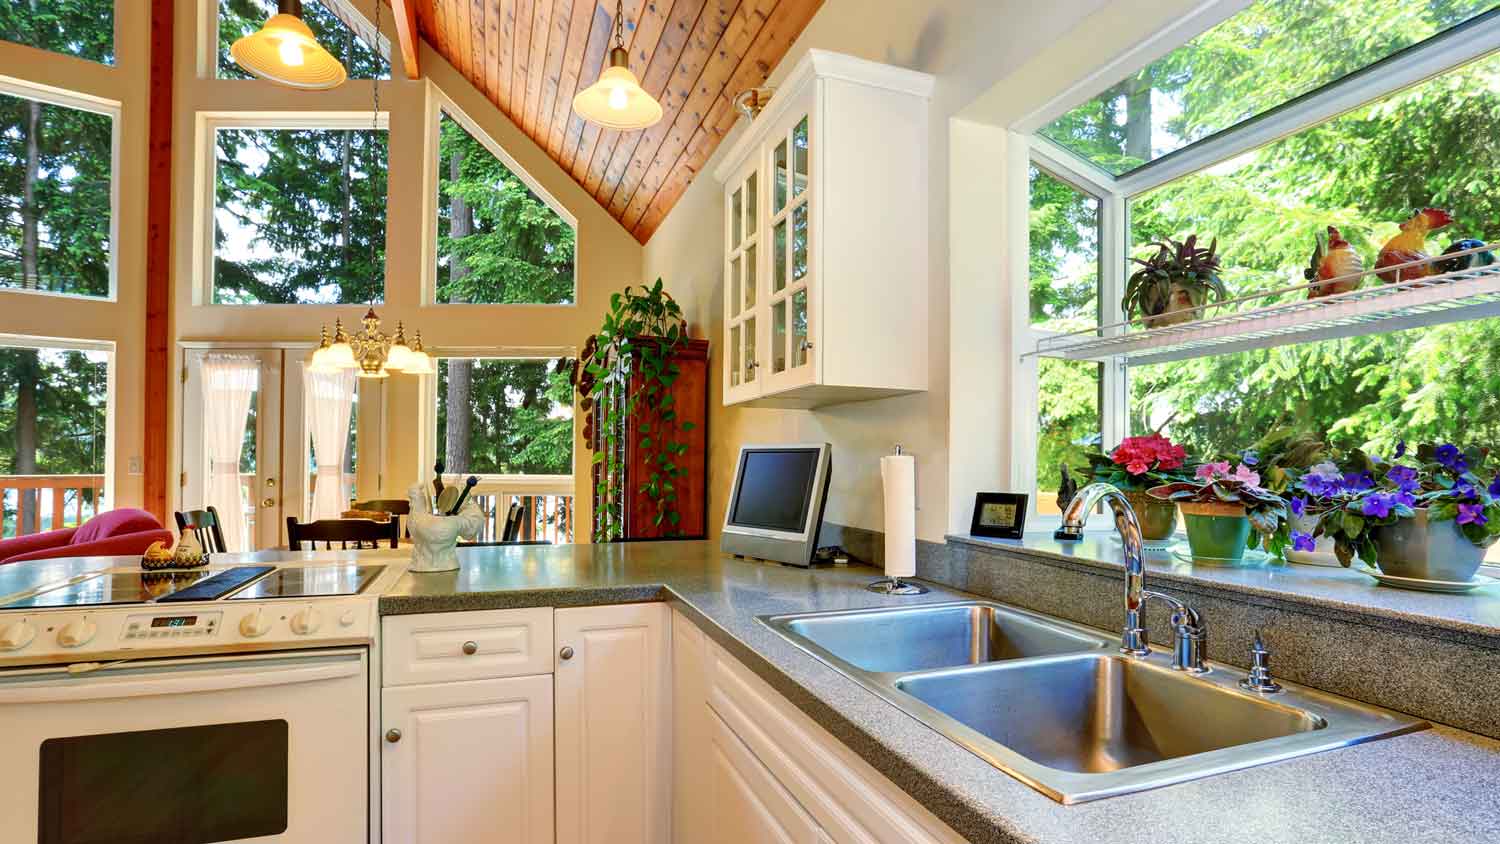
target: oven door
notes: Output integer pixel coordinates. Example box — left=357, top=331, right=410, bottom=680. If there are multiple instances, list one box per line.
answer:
left=0, top=649, right=368, bottom=844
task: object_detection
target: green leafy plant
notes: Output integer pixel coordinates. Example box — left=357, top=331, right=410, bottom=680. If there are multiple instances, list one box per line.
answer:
left=572, top=280, right=697, bottom=542
left=1121, top=235, right=1227, bottom=324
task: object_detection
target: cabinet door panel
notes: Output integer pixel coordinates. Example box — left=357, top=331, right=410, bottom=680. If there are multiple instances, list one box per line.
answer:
left=382, top=675, right=554, bottom=844
left=555, top=603, right=671, bottom=844
left=711, top=709, right=823, bottom=844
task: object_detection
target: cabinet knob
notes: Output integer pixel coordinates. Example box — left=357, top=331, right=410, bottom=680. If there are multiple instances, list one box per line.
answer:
left=559, top=645, right=575, bottom=661
left=385, top=729, right=402, bottom=743
left=462, top=640, right=478, bottom=655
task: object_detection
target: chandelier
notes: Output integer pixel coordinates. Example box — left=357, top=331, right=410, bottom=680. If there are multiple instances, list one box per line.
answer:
left=309, top=309, right=433, bottom=378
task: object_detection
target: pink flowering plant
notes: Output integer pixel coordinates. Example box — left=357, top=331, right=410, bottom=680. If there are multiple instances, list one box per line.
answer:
left=1149, top=461, right=1290, bottom=556
left=1316, top=442, right=1500, bottom=566
left=1082, top=433, right=1191, bottom=492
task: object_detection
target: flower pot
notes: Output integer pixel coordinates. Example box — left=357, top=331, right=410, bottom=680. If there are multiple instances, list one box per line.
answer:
left=1286, top=509, right=1344, bottom=568
left=1371, top=508, right=1496, bottom=582
left=1141, top=281, right=1204, bottom=328
left=1122, top=490, right=1178, bottom=542
left=1178, top=501, right=1252, bottom=565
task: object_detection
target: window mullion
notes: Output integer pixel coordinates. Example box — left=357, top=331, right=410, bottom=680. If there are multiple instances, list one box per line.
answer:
left=1100, top=191, right=1127, bottom=449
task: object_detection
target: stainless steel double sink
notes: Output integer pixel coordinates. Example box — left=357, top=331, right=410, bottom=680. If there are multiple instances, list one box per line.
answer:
left=759, top=601, right=1425, bottom=803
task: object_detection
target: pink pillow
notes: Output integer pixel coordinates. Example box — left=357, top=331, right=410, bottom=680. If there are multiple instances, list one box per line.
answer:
left=72, top=508, right=163, bottom=545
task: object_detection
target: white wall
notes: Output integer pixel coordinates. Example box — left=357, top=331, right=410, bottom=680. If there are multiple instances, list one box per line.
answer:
left=644, top=0, right=1120, bottom=541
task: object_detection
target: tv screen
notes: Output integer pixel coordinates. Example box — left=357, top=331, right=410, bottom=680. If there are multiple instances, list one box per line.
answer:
left=729, top=449, right=822, bottom=532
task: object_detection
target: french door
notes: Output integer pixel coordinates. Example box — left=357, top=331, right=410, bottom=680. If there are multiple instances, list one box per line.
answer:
left=180, top=347, right=308, bottom=551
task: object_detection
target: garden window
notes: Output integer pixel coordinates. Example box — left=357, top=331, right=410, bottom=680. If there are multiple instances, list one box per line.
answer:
left=434, top=110, right=576, bottom=305
left=213, top=125, right=388, bottom=304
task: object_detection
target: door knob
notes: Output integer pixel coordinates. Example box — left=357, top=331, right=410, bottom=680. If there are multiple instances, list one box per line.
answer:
left=265, top=477, right=278, bottom=488
left=385, top=729, right=402, bottom=743
left=261, top=497, right=276, bottom=508
left=559, top=646, right=575, bottom=661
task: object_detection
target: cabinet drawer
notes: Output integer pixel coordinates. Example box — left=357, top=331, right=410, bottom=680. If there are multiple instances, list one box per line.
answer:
left=382, top=608, right=553, bottom=686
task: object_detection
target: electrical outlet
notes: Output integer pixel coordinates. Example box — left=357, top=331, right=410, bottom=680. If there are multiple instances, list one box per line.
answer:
left=128, top=456, right=143, bottom=475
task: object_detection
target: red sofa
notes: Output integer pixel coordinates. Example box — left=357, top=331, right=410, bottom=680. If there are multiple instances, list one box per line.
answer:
left=0, top=508, right=174, bottom=566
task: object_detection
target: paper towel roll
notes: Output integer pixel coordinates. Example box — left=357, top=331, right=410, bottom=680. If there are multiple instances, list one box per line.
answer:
left=881, top=454, right=916, bottom=578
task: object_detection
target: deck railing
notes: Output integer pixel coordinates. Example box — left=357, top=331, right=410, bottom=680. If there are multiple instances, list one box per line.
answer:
left=464, top=475, right=574, bottom=544
left=0, top=474, right=106, bottom=538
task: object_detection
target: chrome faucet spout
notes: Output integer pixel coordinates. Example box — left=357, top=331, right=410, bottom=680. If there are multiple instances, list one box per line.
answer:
left=1059, top=483, right=1150, bottom=656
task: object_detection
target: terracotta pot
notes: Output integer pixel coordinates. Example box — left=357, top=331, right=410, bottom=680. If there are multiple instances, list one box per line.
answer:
left=1121, top=490, right=1178, bottom=541
left=1372, top=508, right=1496, bottom=582
left=1178, top=500, right=1252, bottom=565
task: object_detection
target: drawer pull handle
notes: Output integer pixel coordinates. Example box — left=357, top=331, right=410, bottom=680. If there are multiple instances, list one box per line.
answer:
left=559, top=646, right=575, bottom=661
left=385, top=729, right=402, bottom=743
left=462, top=640, right=478, bottom=656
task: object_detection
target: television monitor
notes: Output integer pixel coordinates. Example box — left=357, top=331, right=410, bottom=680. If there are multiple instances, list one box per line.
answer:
left=720, top=443, right=832, bottom=567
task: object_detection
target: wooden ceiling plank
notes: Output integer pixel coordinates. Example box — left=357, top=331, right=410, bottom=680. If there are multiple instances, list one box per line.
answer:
left=618, top=0, right=777, bottom=229
left=556, top=2, right=617, bottom=170
left=452, top=0, right=474, bottom=84
left=391, top=0, right=423, bottom=78
left=543, top=0, right=600, bottom=158
left=628, top=0, right=822, bottom=237
left=534, top=0, right=578, bottom=146
left=522, top=0, right=556, bottom=136
left=581, top=0, right=677, bottom=197
left=600, top=0, right=727, bottom=213
left=511, top=0, right=533, bottom=118
left=471, top=0, right=493, bottom=106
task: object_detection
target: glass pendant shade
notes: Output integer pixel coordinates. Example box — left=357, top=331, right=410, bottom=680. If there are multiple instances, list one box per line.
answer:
left=573, top=47, right=662, bottom=131
left=231, top=2, right=348, bottom=90
left=325, top=339, right=358, bottom=370
left=403, top=332, right=435, bottom=375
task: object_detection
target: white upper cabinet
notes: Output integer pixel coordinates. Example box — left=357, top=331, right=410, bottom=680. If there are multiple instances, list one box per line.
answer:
left=715, top=50, right=934, bottom=409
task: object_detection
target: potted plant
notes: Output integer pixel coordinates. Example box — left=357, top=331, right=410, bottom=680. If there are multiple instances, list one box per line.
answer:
left=1318, top=442, right=1500, bottom=581
left=1281, top=457, right=1368, bottom=567
left=1122, top=235, right=1227, bottom=328
left=571, top=280, right=697, bottom=542
left=1149, top=462, right=1288, bottom=565
left=1082, top=433, right=1190, bottom=541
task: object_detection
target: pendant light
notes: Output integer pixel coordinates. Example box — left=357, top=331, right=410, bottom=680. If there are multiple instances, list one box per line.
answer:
left=231, top=0, right=348, bottom=90
left=572, top=0, right=662, bottom=131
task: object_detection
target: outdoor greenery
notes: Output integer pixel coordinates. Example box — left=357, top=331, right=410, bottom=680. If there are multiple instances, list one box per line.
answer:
left=1033, top=1, right=1500, bottom=499
left=0, top=0, right=113, bottom=64
left=435, top=358, right=573, bottom=477
left=0, top=347, right=107, bottom=533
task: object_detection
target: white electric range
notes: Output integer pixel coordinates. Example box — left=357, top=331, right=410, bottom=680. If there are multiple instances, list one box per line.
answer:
left=0, top=557, right=406, bottom=844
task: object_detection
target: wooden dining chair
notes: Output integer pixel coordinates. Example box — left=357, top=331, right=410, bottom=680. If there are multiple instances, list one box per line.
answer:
left=286, top=517, right=399, bottom=551
left=351, top=498, right=411, bottom=538
left=174, top=507, right=228, bottom=554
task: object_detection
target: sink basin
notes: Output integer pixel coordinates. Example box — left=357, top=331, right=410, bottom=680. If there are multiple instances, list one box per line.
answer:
left=759, top=603, right=1426, bottom=803
left=767, top=601, right=1110, bottom=674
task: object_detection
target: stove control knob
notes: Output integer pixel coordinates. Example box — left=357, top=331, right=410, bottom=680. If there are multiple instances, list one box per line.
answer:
left=338, top=609, right=358, bottom=628
left=290, top=606, right=322, bottom=635
left=57, top=617, right=97, bottom=648
left=0, top=618, right=36, bottom=651
left=239, top=609, right=272, bottom=638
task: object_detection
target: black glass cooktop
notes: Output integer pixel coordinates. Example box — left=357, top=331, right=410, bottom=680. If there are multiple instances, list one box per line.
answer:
left=228, top=565, right=385, bottom=600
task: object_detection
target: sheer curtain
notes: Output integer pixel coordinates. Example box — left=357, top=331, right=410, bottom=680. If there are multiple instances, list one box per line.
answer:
left=305, top=367, right=357, bottom=521
left=202, top=355, right=259, bottom=552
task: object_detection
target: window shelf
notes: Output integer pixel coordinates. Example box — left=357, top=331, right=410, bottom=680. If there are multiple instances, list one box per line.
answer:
left=1024, top=249, right=1500, bottom=366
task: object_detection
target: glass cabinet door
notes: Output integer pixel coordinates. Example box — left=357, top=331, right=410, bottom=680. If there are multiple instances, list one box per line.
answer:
left=724, top=162, right=761, bottom=399
left=765, top=114, right=813, bottom=389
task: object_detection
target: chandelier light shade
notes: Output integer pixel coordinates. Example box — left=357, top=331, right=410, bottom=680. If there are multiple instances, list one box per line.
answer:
left=573, top=2, right=662, bottom=131
left=231, top=0, right=348, bottom=90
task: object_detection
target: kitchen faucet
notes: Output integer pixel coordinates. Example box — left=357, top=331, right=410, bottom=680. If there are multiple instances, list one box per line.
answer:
left=1057, top=483, right=1207, bottom=672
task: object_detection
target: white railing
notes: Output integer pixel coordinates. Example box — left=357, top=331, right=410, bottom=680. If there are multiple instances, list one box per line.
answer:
left=464, top=475, right=574, bottom=544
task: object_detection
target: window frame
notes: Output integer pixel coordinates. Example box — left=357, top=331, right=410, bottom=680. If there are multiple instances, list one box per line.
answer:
left=423, top=91, right=579, bottom=308
left=0, top=76, right=122, bottom=303
left=1010, top=3, right=1500, bottom=498
left=194, top=111, right=391, bottom=307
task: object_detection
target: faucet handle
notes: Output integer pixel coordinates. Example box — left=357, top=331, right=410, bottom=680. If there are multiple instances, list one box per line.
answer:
left=1239, top=630, right=1282, bottom=694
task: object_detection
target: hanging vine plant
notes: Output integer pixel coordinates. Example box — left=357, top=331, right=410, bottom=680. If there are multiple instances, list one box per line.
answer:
left=569, top=279, right=696, bottom=542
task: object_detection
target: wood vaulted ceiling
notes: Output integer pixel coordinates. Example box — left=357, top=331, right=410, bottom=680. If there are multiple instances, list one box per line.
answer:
left=404, top=0, right=824, bottom=243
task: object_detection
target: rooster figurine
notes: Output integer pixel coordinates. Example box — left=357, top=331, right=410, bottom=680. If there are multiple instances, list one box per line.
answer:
left=1375, top=207, right=1452, bottom=283
left=1304, top=226, right=1364, bottom=298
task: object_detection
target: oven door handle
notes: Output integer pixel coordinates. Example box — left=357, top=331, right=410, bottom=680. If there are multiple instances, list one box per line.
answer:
left=0, top=659, right=362, bottom=704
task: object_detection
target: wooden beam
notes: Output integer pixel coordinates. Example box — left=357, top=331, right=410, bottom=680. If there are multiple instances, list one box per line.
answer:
left=392, top=0, right=423, bottom=78
left=144, top=0, right=174, bottom=522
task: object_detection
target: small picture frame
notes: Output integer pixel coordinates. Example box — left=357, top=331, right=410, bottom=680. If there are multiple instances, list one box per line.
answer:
left=970, top=492, right=1028, bottom=539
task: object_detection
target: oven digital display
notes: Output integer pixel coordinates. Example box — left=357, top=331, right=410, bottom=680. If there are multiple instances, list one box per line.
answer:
left=150, top=616, right=197, bottom=628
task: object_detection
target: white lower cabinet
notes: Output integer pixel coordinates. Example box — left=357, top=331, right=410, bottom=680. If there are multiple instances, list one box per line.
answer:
left=381, top=674, right=554, bottom=844
left=711, top=708, right=825, bottom=843
left=555, top=602, right=672, bottom=844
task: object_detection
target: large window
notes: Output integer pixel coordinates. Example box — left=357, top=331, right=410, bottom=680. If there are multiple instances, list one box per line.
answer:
left=217, top=0, right=386, bottom=79
left=0, top=0, right=114, bottom=64
left=0, top=343, right=109, bottom=537
left=435, top=111, right=575, bottom=305
left=0, top=90, right=113, bottom=299
left=213, top=126, right=388, bottom=304
left=1022, top=1, right=1500, bottom=525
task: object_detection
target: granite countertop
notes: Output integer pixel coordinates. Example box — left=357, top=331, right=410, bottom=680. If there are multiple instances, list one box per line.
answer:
left=383, top=541, right=1500, bottom=844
